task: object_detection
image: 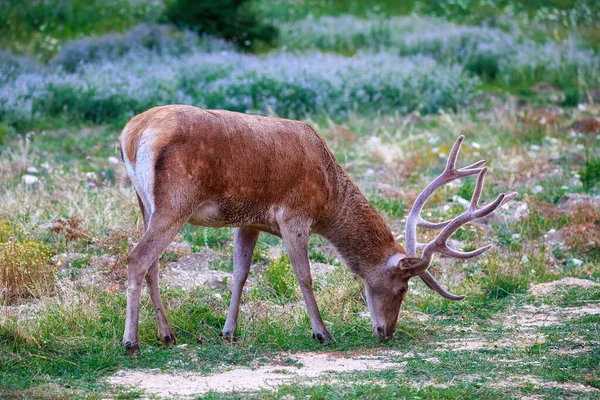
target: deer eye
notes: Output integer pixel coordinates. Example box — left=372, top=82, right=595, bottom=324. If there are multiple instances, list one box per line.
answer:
left=398, top=287, right=407, bottom=295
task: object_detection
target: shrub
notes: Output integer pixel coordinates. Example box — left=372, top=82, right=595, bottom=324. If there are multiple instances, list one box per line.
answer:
left=280, top=16, right=600, bottom=92
left=0, top=50, right=479, bottom=130
left=264, top=255, right=297, bottom=303
left=164, top=0, right=278, bottom=51
left=51, top=24, right=229, bottom=73
left=0, top=221, right=55, bottom=303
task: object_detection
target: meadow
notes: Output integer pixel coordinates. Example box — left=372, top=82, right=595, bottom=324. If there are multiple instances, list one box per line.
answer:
left=1, top=0, right=599, bottom=398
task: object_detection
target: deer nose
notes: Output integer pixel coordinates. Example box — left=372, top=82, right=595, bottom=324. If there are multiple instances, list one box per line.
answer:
left=375, top=325, right=394, bottom=340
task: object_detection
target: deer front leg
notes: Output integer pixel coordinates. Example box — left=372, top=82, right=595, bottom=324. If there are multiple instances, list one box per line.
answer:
left=281, top=224, right=332, bottom=343
left=221, top=227, right=260, bottom=341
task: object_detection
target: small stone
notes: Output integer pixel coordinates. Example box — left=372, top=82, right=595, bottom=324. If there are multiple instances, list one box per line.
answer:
left=22, top=174, right=38, bottom=185
left=532, top=185, right=543, bottom=193
left=452, top=195, right=470, bottom=207
left=108, top=156, right=120, bottom=165
left=572, top=259, right=584, bottom=267
left=26, top=166, right=39, bottom=174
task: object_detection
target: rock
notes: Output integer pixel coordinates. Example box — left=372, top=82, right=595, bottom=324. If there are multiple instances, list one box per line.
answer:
left=108, top=156, right=120, bottom=165
left=530, top=278, right=598, bottom=296
left=22, top=174, right=38, bottom=185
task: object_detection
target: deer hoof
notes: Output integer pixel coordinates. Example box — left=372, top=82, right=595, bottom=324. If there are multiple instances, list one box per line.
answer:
left=220, top=330, right=236, bottom=344
left=159, top=334, right=177, bottom=347
left=312, top=331, right=333, bottom=344
left=124, top=340, right=140, bottom=356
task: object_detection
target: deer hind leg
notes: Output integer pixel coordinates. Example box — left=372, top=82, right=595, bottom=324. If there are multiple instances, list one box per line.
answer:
left=135, top=195, right=177, bottom=347
left=123, top=207, right=186, bottom=355
left=145, top=260, right=176, bottom=347
left=280, top=222, right=332, bottom=343
left=221, top=227, right=260, bottom=341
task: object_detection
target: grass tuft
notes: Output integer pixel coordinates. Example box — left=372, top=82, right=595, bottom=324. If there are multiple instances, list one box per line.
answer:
left=0, top=221, right=55, bottom=303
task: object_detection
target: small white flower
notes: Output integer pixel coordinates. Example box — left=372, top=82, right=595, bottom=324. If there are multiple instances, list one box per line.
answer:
left=572, top=259, right=584, bottom=267
left=471, top=142, right=481, bottom=149
left=26, top=166, right=39, bottom=174
left=108, top=156, right=120, bottom=165
left=532, top=185, right=543, bottom=193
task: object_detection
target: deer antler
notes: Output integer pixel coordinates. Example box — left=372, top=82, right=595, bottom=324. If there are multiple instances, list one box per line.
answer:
left=405, top=135, right=517, bottom=300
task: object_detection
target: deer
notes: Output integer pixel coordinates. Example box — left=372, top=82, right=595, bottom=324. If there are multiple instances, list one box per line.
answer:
left=119, top=104, right=517, bottom=354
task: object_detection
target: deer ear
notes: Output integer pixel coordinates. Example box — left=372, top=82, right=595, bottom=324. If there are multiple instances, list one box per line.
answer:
left=397, top=257, right=430, bottom=277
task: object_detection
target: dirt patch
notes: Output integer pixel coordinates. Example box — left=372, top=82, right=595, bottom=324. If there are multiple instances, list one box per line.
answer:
left=163, top=251, right=231, bottom=290
left=503, top=304, right=600, bottom=329
left=106, top=352, right=403, bottom=398
left=490, top=375, right=598, bottom=393
left=530, top=278, right=598, bottom=297
left=434, top=303, right=600, bottom=352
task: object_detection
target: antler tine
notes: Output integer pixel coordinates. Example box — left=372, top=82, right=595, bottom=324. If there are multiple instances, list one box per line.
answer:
left=460, top=160, right=486, bottom=171
left=438, top=244, right=493, bottom=259
left=469, top=167, right=487, bottom=210
left=446, top=135, right=465, bottom=171
left=420, top=271, right=465, bottom=300
left=501, top=192, right=519, bottom=207
left=418, top=218, right=452, bottom=230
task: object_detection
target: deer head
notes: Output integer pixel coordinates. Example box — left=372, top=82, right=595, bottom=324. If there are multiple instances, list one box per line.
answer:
left=364, top=135, right=517, bottom=340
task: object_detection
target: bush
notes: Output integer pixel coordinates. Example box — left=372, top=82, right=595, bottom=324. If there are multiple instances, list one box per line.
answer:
left=0, top=221, right=55, bottom=303
left=52, top=24, right=230, bottom=73
left=165, top=0, right=278, bottom=51
left=0, top=50, right=479, bottom=130
left=280, top=16, right=600, bottom=92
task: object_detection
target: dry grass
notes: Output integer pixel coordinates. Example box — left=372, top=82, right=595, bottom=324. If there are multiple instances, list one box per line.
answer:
left=0, top=221, right=55, bottom=303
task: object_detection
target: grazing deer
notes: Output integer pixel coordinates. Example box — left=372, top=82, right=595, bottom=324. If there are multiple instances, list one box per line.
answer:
left=120, top=105, right=517, bottom=354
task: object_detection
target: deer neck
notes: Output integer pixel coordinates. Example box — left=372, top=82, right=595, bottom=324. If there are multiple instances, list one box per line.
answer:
left=319, top=178, right=401, bottom=274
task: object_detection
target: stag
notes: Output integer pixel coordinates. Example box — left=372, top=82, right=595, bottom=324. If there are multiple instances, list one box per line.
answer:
left=120, top=105, right=516, bottom=354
